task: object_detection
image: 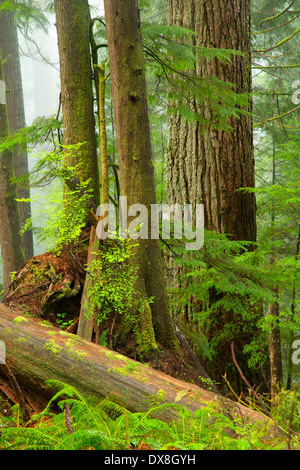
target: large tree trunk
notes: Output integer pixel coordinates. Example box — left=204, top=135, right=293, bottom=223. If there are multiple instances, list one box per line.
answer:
left=168, top=0, right=256, bottom=238
left=0, top=4, right=34, bottom=261
left=53, top=0, right=99, bottom=207
left=167, top=0, right=263, bottom=394
left=0, top=47, right=25, bottom=288
left=0, top=303, right=268, bottom=428
left=102, top=0, right=178, bottom=358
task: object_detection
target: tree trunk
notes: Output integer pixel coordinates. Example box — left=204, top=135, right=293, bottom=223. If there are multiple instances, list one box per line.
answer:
left=268, top=146, right=283, bottom=402
left=286, top=224, right=300, bottom=389
left=167, top=0, right=264, bottom=393
left=168, top=0, right=256, bottom=238
left=0, top=303, right=268, bottom=427
left=0, top=47, right=25, bottom=288
left=94, top=64, right=109, bottom=208
left=268, top=287, right=283, bottom=404
left=53, top=0, right=99, bottom=207
left=103, top=0, right=178, bottom=358
left=0, top=4, right=34, bottom=260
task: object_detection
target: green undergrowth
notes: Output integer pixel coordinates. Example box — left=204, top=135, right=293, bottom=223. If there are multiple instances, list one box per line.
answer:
left=0, top=380, right=299, bottom=450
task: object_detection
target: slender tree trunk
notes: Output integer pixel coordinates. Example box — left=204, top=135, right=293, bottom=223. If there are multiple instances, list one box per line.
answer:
left=103, top=0, right=178, bottom=358
left=95, top=64, right=109, bottom=208
left=268, top=143, right=283, bottom=403
left=0, top=4, right=34, bottom=260
left=53, top=0, right=99, bottom=207
left=268, top=287, right=283, bottom=403
left=286, top=224, right=300, bottom=389
left=167, top=0, right=263, bottom=393
left=0, top=47, right=24, bottom=287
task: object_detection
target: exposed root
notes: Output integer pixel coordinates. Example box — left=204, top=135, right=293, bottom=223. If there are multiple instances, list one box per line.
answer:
left=2, top=230, right=89, bottom=326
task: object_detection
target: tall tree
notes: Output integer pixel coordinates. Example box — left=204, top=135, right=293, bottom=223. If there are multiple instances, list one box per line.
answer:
left=53, top=0, right=99, bottom=208
left=0, top=2, right=34, bottom=260
left=168, top=0, right=256, bottom=239
left=167, top=0, right=262, bottom=391
left=103, top=0, right=178, bottom=358
left=0, top=46, right=24, bottom=287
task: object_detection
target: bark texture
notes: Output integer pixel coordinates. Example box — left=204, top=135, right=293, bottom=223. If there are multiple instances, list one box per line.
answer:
left=103, top=0, right=178, bottom=357
left=0, top=304, right=269, bottom=428
left=168, top=0, right=256, bottom=239
left=167, top=0, right=263, bottom=393
left=54, top=0, right=99, bottom=205
left=0, top=47, right=24, bottom=287
left=0, top=5, right=34, bottom=260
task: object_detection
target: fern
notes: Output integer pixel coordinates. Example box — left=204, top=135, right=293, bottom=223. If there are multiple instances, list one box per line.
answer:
left=2, top=380, right=299, bottom=450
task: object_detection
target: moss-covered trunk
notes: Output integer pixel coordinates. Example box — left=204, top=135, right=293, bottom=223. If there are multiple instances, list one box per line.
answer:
left=53, top=0, right=99, bottom=207
left=0, top=304, right=269, bottom=428
left=103, top=0, right=178, bottom=358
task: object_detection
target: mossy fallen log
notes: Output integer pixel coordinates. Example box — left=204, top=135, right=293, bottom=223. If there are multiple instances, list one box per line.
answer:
left=0, top=304, right=268, bottom=426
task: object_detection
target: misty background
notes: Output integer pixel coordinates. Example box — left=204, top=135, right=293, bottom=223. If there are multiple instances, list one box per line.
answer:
left=0, top=0, right=105, bottom=284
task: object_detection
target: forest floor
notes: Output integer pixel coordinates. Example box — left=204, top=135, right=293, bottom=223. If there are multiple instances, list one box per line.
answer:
left=2, top=236, right=300, bottom=450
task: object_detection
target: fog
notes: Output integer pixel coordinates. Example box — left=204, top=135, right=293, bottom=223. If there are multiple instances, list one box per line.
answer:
left=0, top=1, right=104, bottom=283
left=19, top=1, right=105, bottom=256
left=21, top=0, right=104, bottom=125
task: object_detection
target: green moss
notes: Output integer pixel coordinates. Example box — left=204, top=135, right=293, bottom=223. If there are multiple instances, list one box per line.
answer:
left=4, top=327, right=13, bottom=335
left=65, top=338, right=87, bottom=359
left=44, top=339, right=62, bottom=356
left=59, top=331, right=70, bottom=337
left=105, top=350, right=129, bottom=362
left=175, top=390, right=189, bottom=403
left=12, top=316, right=28, bottom=324
left=38, top=321, right=52, bottom=328
left=112, top=361, right=138, bottom=377
left=16, top=337, right=27, bottom=344
left=148, top=389, right=167, bottom=407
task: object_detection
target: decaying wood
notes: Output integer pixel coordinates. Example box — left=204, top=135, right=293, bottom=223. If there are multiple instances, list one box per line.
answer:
left=0, top=304, right=269, bottom=427
left=0, top=362, right=32, bottom=421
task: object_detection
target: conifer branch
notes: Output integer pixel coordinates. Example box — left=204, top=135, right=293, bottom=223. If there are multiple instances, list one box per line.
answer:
left=254, top=104, right=300, bottom=128
left=260, top=0, right=296, bottom=27
left=253, top=26, right=300, bottom=53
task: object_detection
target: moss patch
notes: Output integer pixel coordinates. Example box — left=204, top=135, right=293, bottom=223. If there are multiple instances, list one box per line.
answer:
left=12, top=316, right=28, bottom=324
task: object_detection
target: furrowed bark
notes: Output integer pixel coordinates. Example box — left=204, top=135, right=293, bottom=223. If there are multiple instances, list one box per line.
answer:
left=167, top=0, right=265, bottom=394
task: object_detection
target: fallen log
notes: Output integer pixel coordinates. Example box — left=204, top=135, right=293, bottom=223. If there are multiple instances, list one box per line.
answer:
left=0, top=304, right=267, bottom=426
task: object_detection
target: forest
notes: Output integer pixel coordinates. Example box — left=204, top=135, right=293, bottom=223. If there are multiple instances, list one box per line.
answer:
left=0, top=0, right=300, bottom=453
